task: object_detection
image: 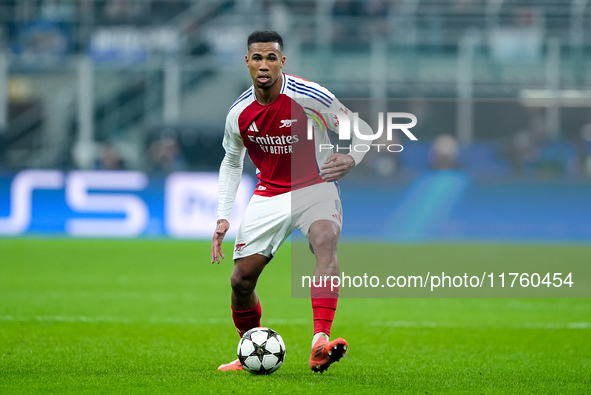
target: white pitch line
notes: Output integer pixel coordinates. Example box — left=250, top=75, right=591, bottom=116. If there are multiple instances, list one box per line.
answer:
left=0, top=316, right=589, bottom=329
left=373, top=321, right=591, bottom=329
left=0, top=315, right=308, bottom=326
left=524, top=322, right=591, bottom=329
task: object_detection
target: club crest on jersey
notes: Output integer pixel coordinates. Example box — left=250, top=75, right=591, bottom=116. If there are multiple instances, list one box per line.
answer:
left=279, top=119, right=298, bottom=128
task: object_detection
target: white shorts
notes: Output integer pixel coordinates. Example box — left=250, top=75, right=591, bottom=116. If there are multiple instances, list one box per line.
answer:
left=233, top=182, right=343, bottom=260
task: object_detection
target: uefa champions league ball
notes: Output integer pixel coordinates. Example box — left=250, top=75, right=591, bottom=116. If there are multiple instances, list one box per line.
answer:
left=237, top=327, right=286, bottom=375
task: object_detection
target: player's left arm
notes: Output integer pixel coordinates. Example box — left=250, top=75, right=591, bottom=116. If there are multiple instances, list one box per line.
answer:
left=320, top=98, right=373, bottom=182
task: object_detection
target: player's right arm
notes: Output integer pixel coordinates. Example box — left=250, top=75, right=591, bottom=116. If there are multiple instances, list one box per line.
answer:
left=211, top=111, right=246, bottom=264
left=211, top=218, right=229, bottom=263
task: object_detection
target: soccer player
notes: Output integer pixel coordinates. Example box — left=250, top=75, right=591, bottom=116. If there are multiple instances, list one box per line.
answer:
left=211, top=30, right=372, bottom=373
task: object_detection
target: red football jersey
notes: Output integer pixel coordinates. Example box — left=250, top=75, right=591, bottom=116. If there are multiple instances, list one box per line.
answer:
left=223, top=73, right=348, bottom=197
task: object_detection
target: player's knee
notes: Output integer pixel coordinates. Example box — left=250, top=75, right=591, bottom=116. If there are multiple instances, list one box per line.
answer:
left=230, top=272, right=255, bottom=296
left=309, top=228, right=338, bottom=252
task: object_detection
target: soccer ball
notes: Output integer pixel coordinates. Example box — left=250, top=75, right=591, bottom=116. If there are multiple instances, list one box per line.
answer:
left=237, top=327, right=286, bottom=375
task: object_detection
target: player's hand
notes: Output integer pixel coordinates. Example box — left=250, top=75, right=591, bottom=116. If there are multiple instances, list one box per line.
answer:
left=211, top=219, right=229, bottom=264
left=319, top=153, right=355, bottom=182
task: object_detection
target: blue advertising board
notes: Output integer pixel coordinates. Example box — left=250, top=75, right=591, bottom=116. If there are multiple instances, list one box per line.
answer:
left=1, top=170, right=590, bottom=241
left=0, top=170, right=254, bottom=238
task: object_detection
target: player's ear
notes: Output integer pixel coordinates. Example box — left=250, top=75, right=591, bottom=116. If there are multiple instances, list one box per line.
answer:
left=245, top=55, right=249, bottom=66
left=281, top=56, right=285, bottom=68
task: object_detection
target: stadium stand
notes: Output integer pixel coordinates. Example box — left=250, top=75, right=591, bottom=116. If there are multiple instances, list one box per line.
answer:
left=0, top=0, right=589, bottom=177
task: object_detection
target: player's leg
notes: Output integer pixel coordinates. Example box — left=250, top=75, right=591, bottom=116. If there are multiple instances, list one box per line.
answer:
left=307, top=219, right=348, bottom=373
left=219, top=192, right=292, bottom=371
left=293, top=183, right=348, bottom=372
left=231, top=253, right=269, bottom=333
left=218, top=253, right=269, bottom=371
left=309, top=219, right=340, bottom=278
left=309, top=220, right=340, bottom=341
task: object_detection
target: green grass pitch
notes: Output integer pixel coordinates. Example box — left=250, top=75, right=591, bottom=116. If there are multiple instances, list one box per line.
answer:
left=1, top=239, right=590, bottom=394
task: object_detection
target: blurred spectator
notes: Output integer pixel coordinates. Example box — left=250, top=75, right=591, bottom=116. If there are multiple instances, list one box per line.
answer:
left=509, top=109, right=545, bottom=174
left=429, top=134, right=459, bottom=169
left=95, top=143, right=126, bottom=170
left=489, top=6, right=542, bottom=62
left=510, top=129, right=536, bottom=173
left=535, top=135, right=575, bottom=177
left=509, top=120, right=576, bottom=178
left=148, top=133, right=187, bottom=174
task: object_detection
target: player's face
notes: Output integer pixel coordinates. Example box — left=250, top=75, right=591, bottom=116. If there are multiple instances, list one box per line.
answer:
left=246, top=42, right=285, bottom=90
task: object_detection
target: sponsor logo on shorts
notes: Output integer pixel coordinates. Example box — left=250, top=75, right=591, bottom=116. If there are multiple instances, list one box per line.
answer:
left=235, top=243, right=246, bottom=252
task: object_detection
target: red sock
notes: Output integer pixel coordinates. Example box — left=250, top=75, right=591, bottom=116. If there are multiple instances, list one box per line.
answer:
left=232, top=301, right=262, bottom=338
left=311, top=282, right=339, bottom=336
